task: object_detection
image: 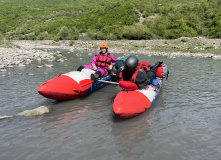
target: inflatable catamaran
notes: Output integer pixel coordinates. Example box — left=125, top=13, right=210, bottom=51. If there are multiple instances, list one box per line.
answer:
left=113, top=62, right=169, bottom=119
left=38, top=57, right=169, bottom=119
left=38, top=68, right=115, bottom=100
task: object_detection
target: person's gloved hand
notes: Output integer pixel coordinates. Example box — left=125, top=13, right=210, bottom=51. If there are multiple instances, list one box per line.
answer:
left=116, top=67, right=123, bottom=81
left=155, top=61, right=163, bottom=68
left=150, top=61, right=163, bottom=69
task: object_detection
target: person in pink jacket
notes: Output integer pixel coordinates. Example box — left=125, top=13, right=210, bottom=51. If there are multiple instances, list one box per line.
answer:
left=77, top=43, right=116, bottom=82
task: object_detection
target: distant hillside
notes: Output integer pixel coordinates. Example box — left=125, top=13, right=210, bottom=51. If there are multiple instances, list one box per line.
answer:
left=0, top=0, right=220, bottom=40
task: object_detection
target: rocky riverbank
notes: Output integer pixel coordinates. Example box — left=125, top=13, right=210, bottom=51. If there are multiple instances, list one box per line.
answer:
left=1, top=37, right=221, bottom=71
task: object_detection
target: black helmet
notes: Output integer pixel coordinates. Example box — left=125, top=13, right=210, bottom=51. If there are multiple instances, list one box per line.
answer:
left=124, top=56, right=139, bottom=71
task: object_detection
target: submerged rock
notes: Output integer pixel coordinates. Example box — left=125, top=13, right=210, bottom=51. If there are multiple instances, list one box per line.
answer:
left=18, top=106, right=49, bottom=116
left=45, top=64, right=54, bottom=68
left=57, top=59, right=64, bottom=62
left=26, top=73, right=34, bottom=76
left=0, top=115, right=13, bottom=120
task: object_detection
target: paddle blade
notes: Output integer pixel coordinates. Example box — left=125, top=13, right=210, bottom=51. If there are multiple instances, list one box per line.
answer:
left=79, top=79, right=94, bottom=91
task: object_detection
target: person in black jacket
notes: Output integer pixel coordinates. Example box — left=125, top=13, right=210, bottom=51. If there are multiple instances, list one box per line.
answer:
left=117, top=56, right=162, bottom=88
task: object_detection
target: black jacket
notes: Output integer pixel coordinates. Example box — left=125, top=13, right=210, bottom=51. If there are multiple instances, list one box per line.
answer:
left=116, top=65, right=158, bottom=88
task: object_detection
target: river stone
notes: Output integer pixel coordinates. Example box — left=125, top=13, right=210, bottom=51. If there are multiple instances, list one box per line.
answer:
left=0, top=115, right=13, bottom=120
left=8, top=65, right=14, bottom=68
left=18, top=106, right=49, bottom=116
left=26, top=73, right=34, bottom=76
left=57, top=59, right=64, bottom=62
left=18, top=64, right=25, bottom=67
left=45, top=64, right=54, bottom=68
left=1, top=69, right=7, bottom=72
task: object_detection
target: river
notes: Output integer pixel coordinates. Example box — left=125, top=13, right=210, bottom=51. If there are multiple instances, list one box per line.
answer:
left=0, top=49, right=221, bottom=160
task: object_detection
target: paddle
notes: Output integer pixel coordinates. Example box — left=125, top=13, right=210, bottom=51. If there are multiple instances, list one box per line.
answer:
left=78, top=79, right=119, bottom=91
left=98, top=80, right=119, bottom=84
left=78, top=79, right=94, bottom=91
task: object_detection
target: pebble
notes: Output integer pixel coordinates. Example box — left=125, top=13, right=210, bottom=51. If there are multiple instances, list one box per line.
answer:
left=57, top=59, right=64, bottom=62
left=76, top=53, right=82, bottom=57
left=0, top=40, right=220, bottom=71
left=18, top=64, right=25, bottom=67
left=1, top=69, right=7, bottom=72
left=26, top=73, right=34, bottom=76
left=45, top=64, right=54, bottom=68
left=0, top=42, right=58, bottom=69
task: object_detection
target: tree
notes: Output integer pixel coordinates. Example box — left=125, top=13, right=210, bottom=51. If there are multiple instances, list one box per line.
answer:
left=58, top=26, right=70, bottom=40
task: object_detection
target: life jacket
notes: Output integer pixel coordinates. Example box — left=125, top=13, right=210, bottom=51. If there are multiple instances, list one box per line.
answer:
left=119, top=62, right=150, bottom=90
left=95, top=53, right=112, bottom=68
left=156, top=63, right=169, bottom=79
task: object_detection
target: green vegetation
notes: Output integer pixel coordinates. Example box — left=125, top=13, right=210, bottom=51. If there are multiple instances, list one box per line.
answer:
left=0, top=0, right=221, bottom=40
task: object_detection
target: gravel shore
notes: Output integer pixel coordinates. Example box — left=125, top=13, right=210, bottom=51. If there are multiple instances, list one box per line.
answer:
left=1, top=38, right=221, bottom=71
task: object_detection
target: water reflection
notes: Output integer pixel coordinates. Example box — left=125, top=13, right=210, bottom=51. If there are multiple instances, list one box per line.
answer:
left=41, top=99, right=92, bottom=140
left=40, top=85, right=118, bottom=141
left=110, top=97, right=164, bottom=158
left=111, top=109, right=152, bottom=143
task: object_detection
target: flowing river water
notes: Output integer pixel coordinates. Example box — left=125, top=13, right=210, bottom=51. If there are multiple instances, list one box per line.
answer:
left=0, top=49, right=221, bottom=160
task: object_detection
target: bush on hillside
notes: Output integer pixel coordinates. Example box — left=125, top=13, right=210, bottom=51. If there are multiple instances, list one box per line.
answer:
left=122, top=23, right=152, bottom=40
left=37, top=31, right=51, bottom=40
left=58, top=26, right=70, bottom=40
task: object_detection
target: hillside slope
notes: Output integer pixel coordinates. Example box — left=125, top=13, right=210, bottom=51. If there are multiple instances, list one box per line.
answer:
left=0, top=0, right=220, bottom=40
